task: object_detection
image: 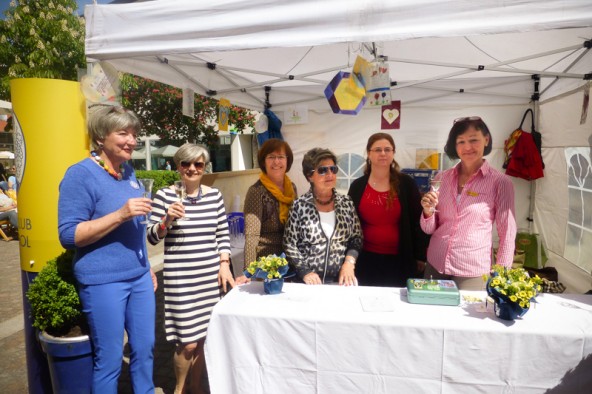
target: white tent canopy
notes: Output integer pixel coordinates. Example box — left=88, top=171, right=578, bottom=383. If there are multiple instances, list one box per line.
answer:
left=85, top=0, right=592, bottom=293
left=151, top=145, right=179, bottom=158
left=0, top=100, right=12, bottom=116
left=85, top=0, right=592, bottom=111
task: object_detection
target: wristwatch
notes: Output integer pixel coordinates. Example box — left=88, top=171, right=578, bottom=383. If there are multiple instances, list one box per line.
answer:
left=345, top=257, right=356, bottom=266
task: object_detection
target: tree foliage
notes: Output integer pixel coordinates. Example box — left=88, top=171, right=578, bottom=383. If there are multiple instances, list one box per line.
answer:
left=0, top=0, right=86, bottom=100
left=0, top=1, right=255, bottom=148
left=121, top=74, right=256, bottom=149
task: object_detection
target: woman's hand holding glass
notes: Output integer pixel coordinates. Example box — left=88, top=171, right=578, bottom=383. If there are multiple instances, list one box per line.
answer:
left=118, top=197, right=152, bottom=222
left=165, top=200, right=186, bottom=222
left=421, top=191, right=439, bottom=217
left=173, top=180, right=189, bottom=221
left=421, top=171, right=442, bottom=215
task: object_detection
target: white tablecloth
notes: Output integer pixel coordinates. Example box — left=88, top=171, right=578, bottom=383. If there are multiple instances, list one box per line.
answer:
left=205, top=282, right=592, bottom=394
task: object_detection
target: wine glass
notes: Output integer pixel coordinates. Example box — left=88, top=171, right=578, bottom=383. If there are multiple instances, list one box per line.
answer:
left=174, top=180, right=188, bottom=221
left=428, top=171, right=442, bottom=213
left=137, top=178, right=154, bottom=224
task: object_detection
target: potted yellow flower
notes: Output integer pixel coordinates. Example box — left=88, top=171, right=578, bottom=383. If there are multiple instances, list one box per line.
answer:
left=244, top=253, right=290, bottom=294
left=484, top=264, right=543, bottom=320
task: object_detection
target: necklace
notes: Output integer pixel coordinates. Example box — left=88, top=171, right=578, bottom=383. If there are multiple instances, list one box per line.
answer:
left=91, top=151, right=123, bottom=181
left=186, top=185, right=203, bottom=204
left=314, top=189, right=335, bottom=206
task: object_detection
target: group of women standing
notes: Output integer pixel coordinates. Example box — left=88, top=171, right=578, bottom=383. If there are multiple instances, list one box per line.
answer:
left=58, top=105, right=515, bottom=393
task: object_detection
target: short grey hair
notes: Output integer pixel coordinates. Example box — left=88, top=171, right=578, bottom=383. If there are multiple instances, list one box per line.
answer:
left=302, top=148, right=337, bottom=181
left=173, top=143, right=210, bottom=167
left=87, top=105, right=141, bottom=151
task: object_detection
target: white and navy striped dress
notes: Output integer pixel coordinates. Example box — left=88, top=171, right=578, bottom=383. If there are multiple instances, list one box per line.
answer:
left=148, top=185, right=231, bottom=344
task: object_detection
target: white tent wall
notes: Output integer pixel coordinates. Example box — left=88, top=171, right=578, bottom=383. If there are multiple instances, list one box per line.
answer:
left=283, top=103, right=533, bottom=229
left=535, top=88, right=592, bottom=293
left=282, top=97, right=592, bottom=292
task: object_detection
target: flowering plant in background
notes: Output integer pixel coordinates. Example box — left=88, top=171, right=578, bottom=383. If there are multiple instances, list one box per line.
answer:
left=484, top=264, right=543, bottom=309
left=244, top=253, right=289, bottom=280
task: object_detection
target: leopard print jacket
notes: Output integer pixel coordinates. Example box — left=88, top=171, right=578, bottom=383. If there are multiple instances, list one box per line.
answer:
left=283, top=190, right=363, bottom=283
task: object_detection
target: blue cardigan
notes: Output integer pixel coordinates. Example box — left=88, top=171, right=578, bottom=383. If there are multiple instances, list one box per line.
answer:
left=58, top=158, right=149, bottom=285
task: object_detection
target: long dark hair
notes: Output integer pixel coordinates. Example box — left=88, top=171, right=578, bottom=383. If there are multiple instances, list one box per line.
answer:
left=364, top=133, right=400, bottom=204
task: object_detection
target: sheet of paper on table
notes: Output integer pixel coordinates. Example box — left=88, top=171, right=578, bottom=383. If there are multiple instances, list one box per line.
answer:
left=359, top=292, right=395, bottom=312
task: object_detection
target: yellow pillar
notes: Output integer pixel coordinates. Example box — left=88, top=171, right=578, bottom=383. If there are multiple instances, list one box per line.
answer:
left=10, top=78, right=88, bottom=272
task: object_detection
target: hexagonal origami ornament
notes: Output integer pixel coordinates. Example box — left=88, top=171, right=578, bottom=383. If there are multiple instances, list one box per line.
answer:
left=324, top=71, right=366, bottom=115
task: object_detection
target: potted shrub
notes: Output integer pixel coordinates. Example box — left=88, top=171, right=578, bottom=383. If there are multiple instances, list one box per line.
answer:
left=26, top=250, right=93, bottom=393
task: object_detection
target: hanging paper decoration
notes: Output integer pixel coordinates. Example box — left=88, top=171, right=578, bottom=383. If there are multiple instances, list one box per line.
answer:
left=324, top=71, right=366, bottom=115
left=381, top=101, right=401, bottom=129
left=363, top=58, right=392, bottom=107
left=353, top=55, right=370, bottom=83
left=353, top=55, right=392, bottom=107
left=284, top=104, right=309, bottom=125
left=80, top=62, right=121, bottom=104
left=182, top=88, right=195, bottom=118
left=218, top=98, right=230, bottom=131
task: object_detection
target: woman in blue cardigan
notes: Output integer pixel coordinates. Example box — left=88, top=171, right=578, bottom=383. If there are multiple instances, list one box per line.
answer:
left=58, top=105, right=156, bottom=393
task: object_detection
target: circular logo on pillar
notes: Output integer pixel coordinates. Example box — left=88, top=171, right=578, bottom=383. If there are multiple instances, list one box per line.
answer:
left=13, top=115, right=25, bottom=190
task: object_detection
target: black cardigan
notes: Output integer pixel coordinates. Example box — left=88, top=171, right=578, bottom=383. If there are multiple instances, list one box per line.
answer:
left=348, top=173, right=429, bottom=278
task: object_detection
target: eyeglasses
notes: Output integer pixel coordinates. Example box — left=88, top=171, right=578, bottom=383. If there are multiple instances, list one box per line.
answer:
left=369, top=147, right=394, bottom=154
left=266, top=155, right=288, bottom=161
left=313, top=165, right=338, bottom=176
left=454, top=116, right=482, bottom=124
left=180, top=161, right=206, bottom=170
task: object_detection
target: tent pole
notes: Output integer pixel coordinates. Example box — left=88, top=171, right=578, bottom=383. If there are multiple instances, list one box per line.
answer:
left=528, top=86, right=542, bottom=233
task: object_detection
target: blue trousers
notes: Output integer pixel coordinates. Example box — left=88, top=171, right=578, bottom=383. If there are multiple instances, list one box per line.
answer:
left=78, top=271, right=155, bottom=394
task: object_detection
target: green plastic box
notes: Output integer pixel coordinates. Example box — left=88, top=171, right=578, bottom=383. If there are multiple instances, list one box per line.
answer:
left=406, top=278, right=460, bottom=306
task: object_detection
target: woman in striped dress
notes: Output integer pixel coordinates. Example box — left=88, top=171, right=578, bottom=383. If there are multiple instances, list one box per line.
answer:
left=148, top=143, right=234, bottom=394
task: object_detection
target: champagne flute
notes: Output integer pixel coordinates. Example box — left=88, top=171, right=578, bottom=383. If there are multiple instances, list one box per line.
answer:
left=429, top=171, right=442, bottom=213
left=174, top=180, right=188, bottom=221
left=137, top=178, right=154, bottom=224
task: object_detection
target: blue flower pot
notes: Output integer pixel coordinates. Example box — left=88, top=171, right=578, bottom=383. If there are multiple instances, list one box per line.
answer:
left=492, top=296, right=528, bottom=321
left=38, top=331, right=93, bottom=393
left=264, top=278, right=284, bottom=294
left=486, top=279, right=529, bottom=321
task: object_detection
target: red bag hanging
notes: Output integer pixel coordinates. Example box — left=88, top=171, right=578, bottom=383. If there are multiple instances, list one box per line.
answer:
left=505, top=131, right=544, bottom=180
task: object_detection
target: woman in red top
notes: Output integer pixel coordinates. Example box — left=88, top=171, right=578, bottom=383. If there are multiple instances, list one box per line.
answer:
left=348, top=133, right=429, bottom=287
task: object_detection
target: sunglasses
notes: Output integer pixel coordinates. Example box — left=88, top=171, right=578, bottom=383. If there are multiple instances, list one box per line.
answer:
left=454, top=116, right=482, bottom=124
left=313, top=165, right=338, bottom=175
left=180, top=161, right=206, bottom=170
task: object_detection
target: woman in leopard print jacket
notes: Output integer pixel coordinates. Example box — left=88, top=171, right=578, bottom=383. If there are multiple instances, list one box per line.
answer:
left=283, top=148, right=363, bottom=285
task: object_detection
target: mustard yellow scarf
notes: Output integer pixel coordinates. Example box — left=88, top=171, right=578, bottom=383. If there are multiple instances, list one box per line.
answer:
left=259, top=173, right=296, bottom=224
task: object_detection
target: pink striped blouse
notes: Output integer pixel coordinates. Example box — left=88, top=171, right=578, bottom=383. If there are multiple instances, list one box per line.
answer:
left=420, top=160, right=517, bottom=277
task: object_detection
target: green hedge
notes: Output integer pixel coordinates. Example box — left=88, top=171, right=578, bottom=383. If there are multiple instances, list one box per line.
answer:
left=135, top=170, right=179, bottom=194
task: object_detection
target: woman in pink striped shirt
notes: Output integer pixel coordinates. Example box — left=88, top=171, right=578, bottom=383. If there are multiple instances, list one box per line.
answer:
left=420, top=117, right=517, bottom=290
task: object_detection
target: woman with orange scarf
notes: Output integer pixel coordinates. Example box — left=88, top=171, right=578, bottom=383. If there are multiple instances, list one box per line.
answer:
left=235, top=139, right=297, bottom=285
